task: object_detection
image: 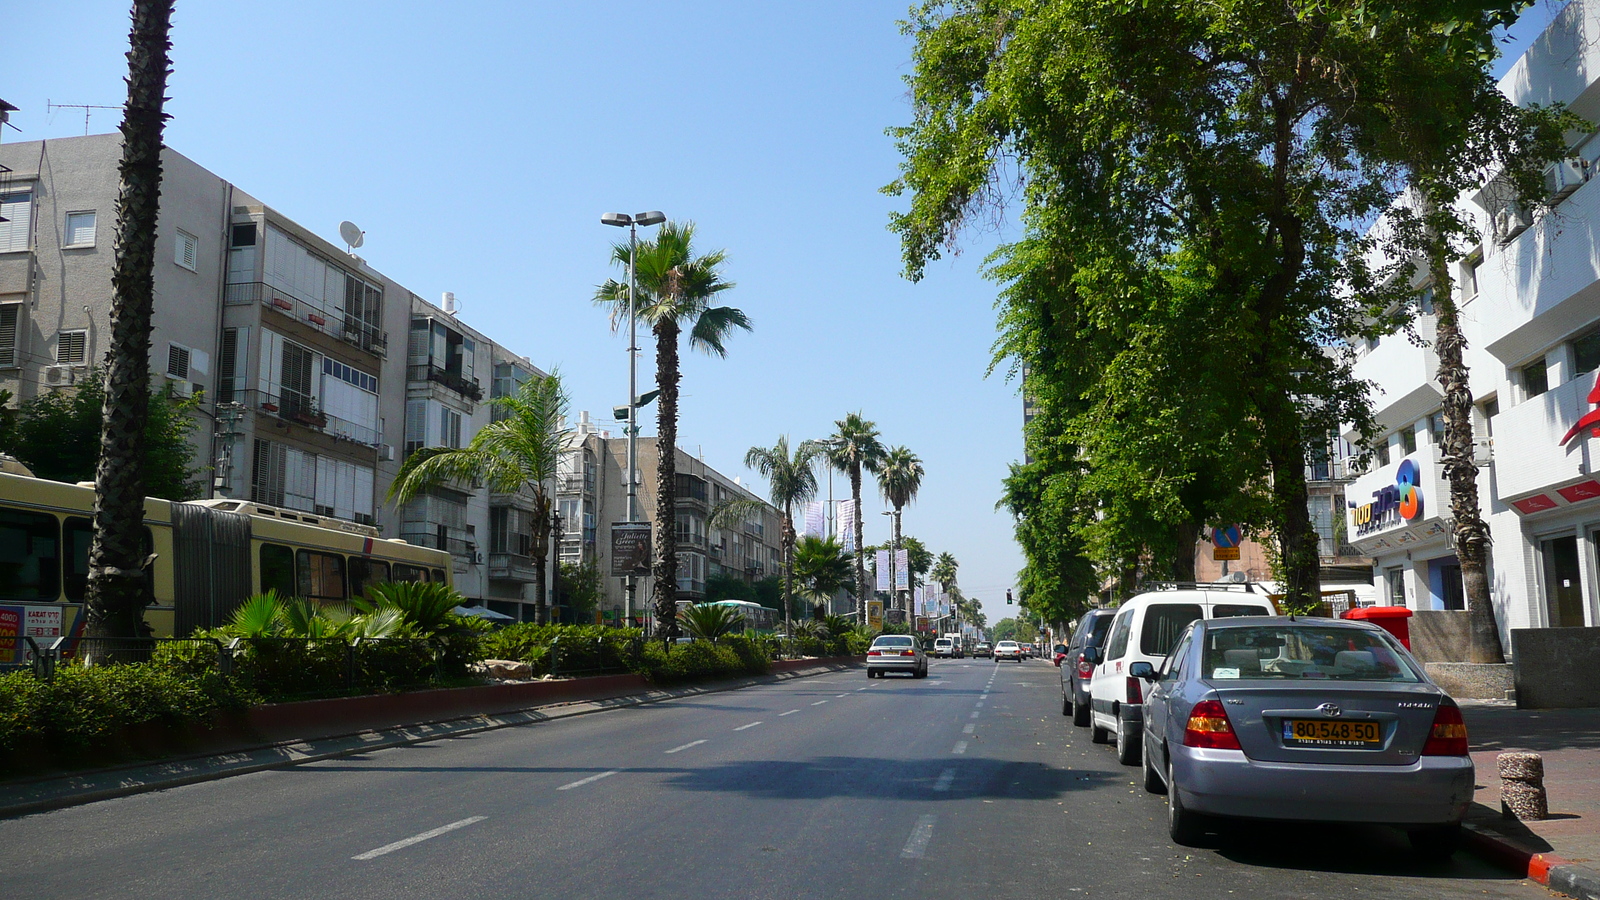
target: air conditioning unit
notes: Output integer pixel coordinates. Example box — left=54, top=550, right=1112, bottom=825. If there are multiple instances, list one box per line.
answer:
left=44, top=365, right=77, bottom=386
left=378, top=443, right=395, bottom=461
left=1473, top=439, right=1494, bottom=467
left=169, top=379, right=194, bottom=398
left=1546, top=157, right=1590, bottom=203
left=1494, top=204, right=1532, bottom=244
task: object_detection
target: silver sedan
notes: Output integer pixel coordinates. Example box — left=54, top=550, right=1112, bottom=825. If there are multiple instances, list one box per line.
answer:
left=866, top=635, right=928, bottom=678
left=1135, top=616, right=1473, bottom=859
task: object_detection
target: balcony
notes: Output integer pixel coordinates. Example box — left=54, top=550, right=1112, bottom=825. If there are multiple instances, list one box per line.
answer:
left=488, top=552, right=539, bottom=582
left=399, top=531, right=478, bottom=562
left=1352, top=317, right=1442, bottom=433
left=559, top=473, right=596, bottom=494
left=233, top=388, right=381, bottom=447
left=675, top=531, right=707, bottom=549
left=225, top=282, right=387, bottom=358
left=1493, top=370, right=1600, bottom=504
left=676, top=578, right=707, bottom=596
left=407, top=363, right=483, bottom=401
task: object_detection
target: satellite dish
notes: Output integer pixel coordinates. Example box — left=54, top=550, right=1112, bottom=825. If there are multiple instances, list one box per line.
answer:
left=339, top=221, right=364, bottom=249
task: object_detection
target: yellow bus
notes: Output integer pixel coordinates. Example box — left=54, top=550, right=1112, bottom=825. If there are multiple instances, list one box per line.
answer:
left=0, top=464, right=451, bottom=650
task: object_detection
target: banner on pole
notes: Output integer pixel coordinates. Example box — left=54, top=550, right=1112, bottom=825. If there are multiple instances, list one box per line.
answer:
left=895, top=549, right=909, bottom=590
left=609, top=523, right=652, bottom=576
left=802, top=501, right=825, bottom=539
left=875, top=549, right=890, bottom=591
left=838, top=500, right=858, bottom=552
left=868, top=600, right=883, bottom=630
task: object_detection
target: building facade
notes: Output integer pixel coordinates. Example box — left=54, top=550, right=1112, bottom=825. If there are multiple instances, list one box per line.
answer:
left=1344, top=0, right=1600, bottom=642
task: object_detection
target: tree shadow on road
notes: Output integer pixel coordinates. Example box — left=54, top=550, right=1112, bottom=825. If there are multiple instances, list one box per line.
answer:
left=660, top=755, right=1117, bottom=802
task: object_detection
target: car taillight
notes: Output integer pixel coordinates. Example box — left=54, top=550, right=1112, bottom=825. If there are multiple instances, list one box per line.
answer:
left=901, top=650, right=916, bottom=656
left=1077, top=655, right=1093, bottom=678
left=867, top=650, right=881, bottom=657
left=1422, top=703, right=1469, bottom=756
left=1125, top=676, right=1143, bottom=704
left=1183, top=699, right=1241, bottom=750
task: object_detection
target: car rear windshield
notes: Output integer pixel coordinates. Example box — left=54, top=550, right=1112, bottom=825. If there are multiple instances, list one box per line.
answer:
left=874, top=637, right=914, bottom=648
left=1212, top=603, right=1272, bottom=618
left=1201, top=626, right=1423, bottom=682
left=1139, top=604, right=1203, bottom=656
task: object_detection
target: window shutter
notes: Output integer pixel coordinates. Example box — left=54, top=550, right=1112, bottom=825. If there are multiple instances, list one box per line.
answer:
left=0, top=305, right=18, bottom=366
left=0, top=191, right=32, bottom=254
left=66, top=212, right=96, bottom=246
left=57, top=331, right=86, bottom=364
left=404, top=399, right=426, bottom=457
left=167, top=344, right=191, bottom=379
left=176, top=230, right=198, bottom=271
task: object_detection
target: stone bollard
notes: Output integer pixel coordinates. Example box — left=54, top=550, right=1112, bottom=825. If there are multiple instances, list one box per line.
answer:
left=1498, top=751, right=1548, bottom=821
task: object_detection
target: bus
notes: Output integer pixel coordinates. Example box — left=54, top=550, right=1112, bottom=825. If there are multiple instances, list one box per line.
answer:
left=0, top=464, right=452, bottom=651
left=676, top=599, right=780, bottom=634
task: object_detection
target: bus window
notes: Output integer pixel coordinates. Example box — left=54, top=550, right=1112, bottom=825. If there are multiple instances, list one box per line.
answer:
left=0, top=508, right=61, bottom=602
left=296, top=550, right=347, bottom=601
left=348, top=558, right=390, bottom=596
left=260, top=543, right=294, bottom=597
left=431, top=568, right=447, bottom=585
left=392, top=563, right=428, bottom=583
left=64, top=518, right=155, bottom=601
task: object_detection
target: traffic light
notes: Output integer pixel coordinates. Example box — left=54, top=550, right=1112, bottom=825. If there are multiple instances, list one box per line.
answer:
left=1006, top=589, right=1014, bottom=605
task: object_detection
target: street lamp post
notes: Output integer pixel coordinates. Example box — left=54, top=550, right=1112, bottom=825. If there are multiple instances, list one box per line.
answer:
left=601, top=211, right=665, bottom=630
left=880, top=509, right=903, bottom=626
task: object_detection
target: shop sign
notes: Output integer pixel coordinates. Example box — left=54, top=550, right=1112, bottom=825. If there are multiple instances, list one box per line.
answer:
left=1559, top=372, right=1600, bottom=445
left=1557, top=480, right=1600, bottom=504
left=1511, top=494, right=1559, bottom=515
left=1350, top=459, right=1424, bottom=536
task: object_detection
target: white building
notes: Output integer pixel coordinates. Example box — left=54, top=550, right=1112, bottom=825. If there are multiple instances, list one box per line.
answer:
left=1344, top=0, right=1600, bottom=641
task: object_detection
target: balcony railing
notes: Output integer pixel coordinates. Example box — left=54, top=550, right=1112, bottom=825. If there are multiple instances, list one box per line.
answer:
left=676, top=578, right=707, bottom=596
left=407, top=364, right=484, bottom=401
left=232, top=388, right=381, bottom=447
left=488, top=552, right=539, bottom=582
left=559, top=473, right=596, bottom=493
left=225, top=282, right=387, bottom=357
left=675, top=531, right=707, bottom=549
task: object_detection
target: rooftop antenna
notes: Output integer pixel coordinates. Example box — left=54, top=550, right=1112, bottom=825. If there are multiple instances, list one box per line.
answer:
left=47, top=100, right=119, bottom=136
left=338, top=220, right=365, bottom=253
left=0, top=99, right=18, bottom=143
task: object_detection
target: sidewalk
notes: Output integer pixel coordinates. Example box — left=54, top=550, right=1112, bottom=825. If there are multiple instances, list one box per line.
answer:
left=0, top=658, right=859, bottom=820
left=1460, top=700, right=1600, bottom=900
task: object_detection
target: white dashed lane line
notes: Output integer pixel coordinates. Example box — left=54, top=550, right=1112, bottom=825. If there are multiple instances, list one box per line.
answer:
left=962, top=723, right=975, bottom=734
left=902, top=815, right=938, bottom=858
left=970, top=712, right=980, bottom=719
left=664, top=740, right=705, bottom=754
left=779, top=709, right=799, bottom=716
left=556, top=770, right=620, bottom=791
left=952, top=741, right=968, bottom=754
left=812, top=700, right=828, bottom=706
left=352, top=816, right=486, bottom=860
left=933, top=768, right=956, bottom=792
left=733, top=721, right=763, bottom=732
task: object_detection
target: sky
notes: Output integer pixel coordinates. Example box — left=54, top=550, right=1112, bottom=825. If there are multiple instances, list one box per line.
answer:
left=2, top=1, right=1566, bottom=628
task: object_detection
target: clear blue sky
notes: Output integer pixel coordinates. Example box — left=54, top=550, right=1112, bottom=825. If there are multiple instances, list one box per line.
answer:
left=3, top=1, right=1563, bottom=628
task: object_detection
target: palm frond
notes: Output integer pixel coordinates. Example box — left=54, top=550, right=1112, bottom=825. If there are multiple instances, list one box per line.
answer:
left=689, top=305, right=753, bottom=357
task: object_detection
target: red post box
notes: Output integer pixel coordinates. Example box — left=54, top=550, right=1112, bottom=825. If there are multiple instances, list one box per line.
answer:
left=1341, top=605, right=1413, bottom=650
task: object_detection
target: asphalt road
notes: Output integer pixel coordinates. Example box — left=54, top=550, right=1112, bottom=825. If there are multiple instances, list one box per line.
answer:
left=0, top=659, right=1554, bottom=899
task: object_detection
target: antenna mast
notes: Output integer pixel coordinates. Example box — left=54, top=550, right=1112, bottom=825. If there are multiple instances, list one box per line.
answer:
left=47, top=100, right=120, bottom=136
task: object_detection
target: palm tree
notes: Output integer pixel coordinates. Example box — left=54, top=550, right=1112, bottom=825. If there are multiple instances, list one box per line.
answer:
left=792, top=535, right=852, bottom=613
left=826, top=413, right=885, bottom=621
left=389, top=372, right=570, bottom=623
left=596, top=222, right=749, bottom=638
left=84, top=0, right=177, bottom=649
left=877, top=446, right=924, bottom=621
left=744, top=436, right=823, bottom=637
left=931, top=552, right=958, bottom=595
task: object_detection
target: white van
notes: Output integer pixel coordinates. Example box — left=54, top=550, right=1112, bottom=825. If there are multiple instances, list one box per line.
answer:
left=1085, top=585, right=1274, bottom=767
left=933, top=638, right=955, bottom=658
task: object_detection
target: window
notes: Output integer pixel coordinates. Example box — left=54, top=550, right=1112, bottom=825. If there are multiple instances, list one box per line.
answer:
left=0, top=508, right=60, bottom=601
left=175, top=229, right=198, bottom=271
left=1139, top=603, right=1203, bottom=656
left=260, top=544, right=295, bottom=596
left=64, top=211, right=97, bottom=248
left=1428, top=411, right=1447, bottom=439
left=167, top=343, right=191, bottom=380
left=392, top=563, right=428, bottom=583
left=1461, top=251, right=1482, bottom=301
left=441, top=406, right=462, bottom=449
left=1201, top=625, right=1421, bottom=682
left=296, top=549, right=346, bottom=601
left=64, top=517, right=153, bottom=601
left=404, top=399, right=426, bottom=458
left=231, top=222, right=257, bottom=247
left=348, top=557, right=390, bottom=597
left=1480, top=397, right=1499, bottom=438
left=56, top=331, right=86, bottom=364
left=1105, top=609, right=1133, bottom=661
left=218, top=328, right=239, bottom=402
left=1399, top=425, right=1416, bottom=455
left=1416, top=284, right=1435, bottom=315
left=1376, top=440, right=1390, bottom=468
left=0, top=189, right=32, bottom=253
left=1523, top=358, right=1549, bottom=398
left=1573, top=329, right=1600, bottom=377
left=1385, top=566, right=1406, bottom=605
left=1160, top=628, right=1194, bottom=680
left=431, top=568, right=447, bottom=584
left=0, top=304, right=20, bottom=367
left=1212, top=604, right=1271, bottom=618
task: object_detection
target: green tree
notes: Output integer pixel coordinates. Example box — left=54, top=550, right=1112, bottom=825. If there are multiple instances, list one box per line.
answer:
left=0, top=372, right=203, bottom=501
left=596, top=222, right=749, bottom=638
left=991, top=617, right=1020, bottom=643
left=792, top=535, right=852, bottom=615
left=825, top=413, right=885, bottom=620
left=877, top=446, right=924, bottom=621
left=705, top=570, right=757, bottom=604
left=389, top=372, right=570, bottom=623
left=744, top=435, right=823, bottom=636
left=556, top=560, right=603, bottom=624
left=85, top=0, right=177, bottom=646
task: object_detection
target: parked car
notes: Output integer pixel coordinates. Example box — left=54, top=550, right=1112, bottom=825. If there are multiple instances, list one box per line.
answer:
left=1135, top=616, right=1473, bottom=858
left=1051, top=644, right=1070, bottom=666
left=1086, top=585, right=1275, bottom=766
left=994, top=640, right=1024, bottom=662
left=1061, top=609, right=1117, bottom=727
left=1021, top=642, right=1037, bottom=659
left=973, top=642, right=993, bottom=659
left=866, top=634, right=928, bottom=678
left=933, top=638, right=956, bottom=658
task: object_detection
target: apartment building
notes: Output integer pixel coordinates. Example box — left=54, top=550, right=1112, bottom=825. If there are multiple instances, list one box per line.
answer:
left=0, top=132, right=552, bottom=618
left=554, top=422, right=783, bottom=625
left=1344, top=0, right=1600, bottom=639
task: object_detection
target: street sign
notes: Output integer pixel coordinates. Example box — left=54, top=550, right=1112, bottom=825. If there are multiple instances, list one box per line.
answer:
left=610, top=522, right=652, bottom=576
left=1212, top=525, right=1242, bottom=549
left=1212, top=546, right=1240, bottom=560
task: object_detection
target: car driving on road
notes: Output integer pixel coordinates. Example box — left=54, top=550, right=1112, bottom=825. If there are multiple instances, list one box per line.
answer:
left=994, top=640, right=1023, bottom=662
left=866, top=634, right=928, bottom=678
left=933, top=638, right=956, bottom=658
left=973, top=642, right=993, bottom=659
left=1136, top=616, right=1473, bottom=858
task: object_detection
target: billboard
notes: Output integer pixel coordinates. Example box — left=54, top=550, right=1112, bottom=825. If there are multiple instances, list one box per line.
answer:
left=610, top=522, right=653, bottom=576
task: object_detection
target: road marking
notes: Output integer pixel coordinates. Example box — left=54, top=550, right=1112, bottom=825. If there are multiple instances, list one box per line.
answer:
left=856, top=687, right=869, bottom=692
left=963, top=723, right=975, bottom=734
left=952, top=741, right=968, bottom=754
left=836, top=693, right=848, bottom=698
left=970, top=711, right=980, bottom=719
left=664, top=740, right=706, bottom=754
left=780, top=709, right=799, bottom=716
left=974, top=702, right=984, bottom=708
left=812, top=700, right=828, bottom=706
left=557, top=770, right=620, bottom=791
left=733, top=721, right=763, bottom=732
left=353, top=816, right=486, bottom=860
left=933, top=768, right=955, bottom=792
left=901, top=814, right=938, bottom=858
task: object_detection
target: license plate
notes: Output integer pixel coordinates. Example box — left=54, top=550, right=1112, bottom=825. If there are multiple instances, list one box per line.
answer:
left=1283, top=718, right=1380, bottom=747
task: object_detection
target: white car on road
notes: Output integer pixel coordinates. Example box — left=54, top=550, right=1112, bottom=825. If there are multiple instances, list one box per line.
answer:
left=994, top=640, right=1024, bottom=662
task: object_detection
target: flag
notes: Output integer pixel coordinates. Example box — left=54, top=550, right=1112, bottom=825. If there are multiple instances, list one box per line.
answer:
left=838, top=500, right=858, bottom=552
left=875, top=549, right=890, bottom=591
left=895, top=549, right=909, bottom=590
left=802, top=501, right=825, bottom=539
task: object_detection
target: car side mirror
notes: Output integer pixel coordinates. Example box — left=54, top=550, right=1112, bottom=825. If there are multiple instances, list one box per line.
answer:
left=1129, top=661, right=1157, bottom=681
left=1082, top=647, right=1103, bottom=666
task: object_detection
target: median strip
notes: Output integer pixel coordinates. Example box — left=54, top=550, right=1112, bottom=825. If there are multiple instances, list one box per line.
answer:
left=556, top=770, right=620, bottom=791
left=353, top=816, right=486, bottom=860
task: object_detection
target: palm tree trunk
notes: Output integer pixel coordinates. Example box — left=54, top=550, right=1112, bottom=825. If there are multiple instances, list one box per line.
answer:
left=850, top=464, right=867, bottom=622
left=532, top=493, right=551, bottom=625
left=1428, top=230, right=1504, bottom=662
left=653, top=318, right=681, bottom=639
left=781, top=508, right=794, bottom=637
left=84, top=0, right=175, bottom=650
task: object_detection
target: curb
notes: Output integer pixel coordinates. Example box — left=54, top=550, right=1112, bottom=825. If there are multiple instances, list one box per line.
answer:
left=0, top=659, right=860, bottom=820
left=1463, top=820, right=1600, bottom=900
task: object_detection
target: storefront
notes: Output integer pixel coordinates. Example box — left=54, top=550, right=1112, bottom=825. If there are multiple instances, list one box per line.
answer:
left=1346, top=452, right=1463, bottom=611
